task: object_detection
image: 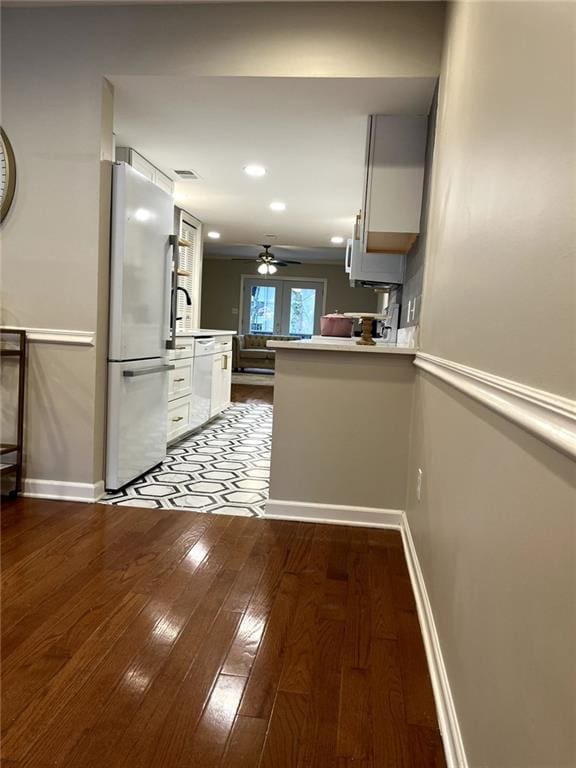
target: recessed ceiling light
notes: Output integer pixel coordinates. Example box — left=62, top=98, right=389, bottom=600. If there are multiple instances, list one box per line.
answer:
left=330, top=235, right=344, bottom=245
left=269, top=201, right=286, bottom=212
left=207, top=231, right=221, bottom=239
left=244, top=164, right=267, bottom=177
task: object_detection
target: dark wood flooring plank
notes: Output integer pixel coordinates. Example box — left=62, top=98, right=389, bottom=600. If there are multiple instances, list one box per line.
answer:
left=369, top=546, right=398, bottom=640
left=278, top=572, right=323, bottom=695
left=369, top=638, right=413, bottom=768
left=336, top=668, right=372, bottom=761
left=296, top=618, right=345, bottom=768
left=219, top=715, right=268, bottom=768
left=396, top=611, right=439, bottom=730
left=259, top=690, right=309, bottom=768
left=342, top=544, right=371, bottom=669
left=231, top=384, right=274, bottom=405
left=238, top=572, right=300, bottom=719
left=177, top=673, right=246, bottom=768
left=146, top=608, right=242, bottom=768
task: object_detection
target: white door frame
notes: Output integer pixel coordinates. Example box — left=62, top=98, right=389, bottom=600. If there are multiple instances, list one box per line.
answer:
left=238, top=274, right=328, bottom=335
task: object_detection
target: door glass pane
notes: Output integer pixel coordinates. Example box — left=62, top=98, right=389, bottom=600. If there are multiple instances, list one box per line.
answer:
left=288, top=288, right=316, bottom=336
left=249, top=285, right=276, bottom=334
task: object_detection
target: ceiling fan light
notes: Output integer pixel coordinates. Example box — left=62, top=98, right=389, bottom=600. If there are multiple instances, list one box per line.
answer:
left=268, top=264, right=278, bottom=274
left=257, top=263, right=269, bottom=274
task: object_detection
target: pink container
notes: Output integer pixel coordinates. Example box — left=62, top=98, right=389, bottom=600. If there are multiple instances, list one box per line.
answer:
left=320, top=313, right=354, bottom=338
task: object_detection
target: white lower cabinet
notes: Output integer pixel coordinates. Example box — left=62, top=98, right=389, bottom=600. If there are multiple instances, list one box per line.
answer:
left=167, top=335, right=233, bottom=443
left=210, top=347, right=232, bottom=418
left=167, top=396, right=193, bottom=442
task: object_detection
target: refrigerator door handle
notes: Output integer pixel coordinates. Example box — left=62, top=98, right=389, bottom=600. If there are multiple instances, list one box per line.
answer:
left=165, top=235, right=178, bottom=349
left=123, top=364, right=175, bottom=378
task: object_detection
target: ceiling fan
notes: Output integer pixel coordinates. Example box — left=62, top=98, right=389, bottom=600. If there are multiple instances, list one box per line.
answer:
left=234, top=245, right=302, bottom=275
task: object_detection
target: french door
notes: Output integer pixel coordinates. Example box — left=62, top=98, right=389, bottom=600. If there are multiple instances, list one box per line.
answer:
left=241, top=278, right=325, bottom=337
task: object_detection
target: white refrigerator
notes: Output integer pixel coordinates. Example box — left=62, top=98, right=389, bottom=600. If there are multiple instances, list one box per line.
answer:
left=106, top=162, right=175, bottom=491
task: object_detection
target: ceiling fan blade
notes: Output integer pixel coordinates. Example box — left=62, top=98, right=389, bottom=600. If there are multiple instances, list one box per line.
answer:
left=280, top=259, right=302, bottom=264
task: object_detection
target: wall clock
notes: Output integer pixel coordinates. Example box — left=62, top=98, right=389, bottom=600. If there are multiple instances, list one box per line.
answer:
left=1, top=128, right=17, bottom=223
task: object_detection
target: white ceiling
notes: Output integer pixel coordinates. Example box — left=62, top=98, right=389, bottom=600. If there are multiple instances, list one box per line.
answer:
left=112, top=75, right=435, bottom=260
left=204, top=243, right=346, bottom=264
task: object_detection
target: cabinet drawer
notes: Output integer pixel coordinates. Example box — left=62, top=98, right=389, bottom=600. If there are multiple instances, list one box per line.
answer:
left=168, top=358, right=193, bottom=400
left=167, top=396, right=192, bottom=442
left=170, top=339, right=195, bottom=360
left=214, top=337, right=233, bottom=353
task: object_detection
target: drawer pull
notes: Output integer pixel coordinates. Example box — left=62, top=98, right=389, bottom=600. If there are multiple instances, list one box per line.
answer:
left=174, top=377, right=186, bottom=382
left=171, top=416, right=184, bottom=423
left=175, top=345, right=188, bottom=350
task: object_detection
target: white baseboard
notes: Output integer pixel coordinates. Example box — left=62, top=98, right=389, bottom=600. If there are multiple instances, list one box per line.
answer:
left=264, top=497, right=467, bottom=767
left=401, top=512, right=468, bottom=768
left=264, top=498, right=404, bottom=528
left=22, top=478, right=105, bottom=503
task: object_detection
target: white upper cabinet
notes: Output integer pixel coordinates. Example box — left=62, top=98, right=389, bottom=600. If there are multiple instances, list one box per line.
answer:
left=175, top=210, right=203, bottom=333
left=349, top=114, right=427, bottom=285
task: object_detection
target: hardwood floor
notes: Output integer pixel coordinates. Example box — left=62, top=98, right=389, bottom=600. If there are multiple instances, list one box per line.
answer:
left=232, top=383, right=274, bottom=405
left=1, top=498, right=445, bottom=767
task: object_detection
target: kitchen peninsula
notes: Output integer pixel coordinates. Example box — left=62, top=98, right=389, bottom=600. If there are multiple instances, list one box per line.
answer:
left=265, top=337, right=416, bottom=524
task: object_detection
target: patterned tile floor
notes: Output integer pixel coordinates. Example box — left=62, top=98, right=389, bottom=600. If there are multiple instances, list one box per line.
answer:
left=101, top=402, right=273, bottom=516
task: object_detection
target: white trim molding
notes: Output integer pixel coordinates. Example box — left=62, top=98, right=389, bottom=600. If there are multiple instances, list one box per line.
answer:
left=1, top=326, right=95, bottom=346
left=23, top=478, right=105, bottom=503
left=415, top=352, right=576, bottom=460
left=400, top=512, right=468, bottom=768
left=264, top=498, right=467, bottom=767
left=264, top=498, right=404, bottom=528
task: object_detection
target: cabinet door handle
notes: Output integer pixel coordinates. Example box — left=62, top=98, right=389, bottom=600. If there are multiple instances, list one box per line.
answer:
left=171, top=415, right=184, bottom=423
left=222, top=354, right=228, bottom=370
left=174, top=377, right=186, bottom=382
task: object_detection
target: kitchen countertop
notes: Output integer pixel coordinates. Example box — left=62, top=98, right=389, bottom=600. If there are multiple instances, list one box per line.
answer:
left=267, top=337, right=416, bottom=355
left=176, top=329, right=237, bottom=338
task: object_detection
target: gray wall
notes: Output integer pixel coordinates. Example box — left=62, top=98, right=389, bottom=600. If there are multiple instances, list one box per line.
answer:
left=406, top=2, right=576, bottom=765
left=201, top=258, right=378, bottom=332
left=399, top=88, right=438, bottom=329
left=270, top=349, right=415, bottom=510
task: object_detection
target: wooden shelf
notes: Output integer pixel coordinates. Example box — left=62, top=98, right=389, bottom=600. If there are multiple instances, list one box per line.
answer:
left=1, top=328, right=26, bottom=496
left=177, top=269, right=192, bottom=277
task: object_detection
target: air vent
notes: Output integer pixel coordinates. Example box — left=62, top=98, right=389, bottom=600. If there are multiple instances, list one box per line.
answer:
left=174, top=169, right=200, bottom=180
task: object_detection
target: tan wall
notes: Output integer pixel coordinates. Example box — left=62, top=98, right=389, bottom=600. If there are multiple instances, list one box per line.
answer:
left=0, top=65, right=113, bottom=485
left=0, top=2, right=445, bottom=487
left=270, top=350, right=415, bottom=510
left=407, top=2, right=576, bottom=765
left=201, top=258, right=378, bottom=331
